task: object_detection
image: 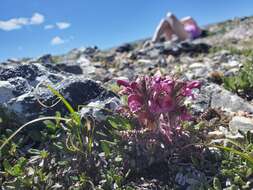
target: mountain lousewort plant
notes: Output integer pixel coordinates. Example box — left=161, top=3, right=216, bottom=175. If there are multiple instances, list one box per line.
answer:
left=117, top=75, right=201, bottom=143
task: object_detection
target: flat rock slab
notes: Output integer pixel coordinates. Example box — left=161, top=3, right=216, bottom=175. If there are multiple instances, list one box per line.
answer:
left=192, top=82, right=253, bottom=114
left=229, top=116, right=253, bottom=133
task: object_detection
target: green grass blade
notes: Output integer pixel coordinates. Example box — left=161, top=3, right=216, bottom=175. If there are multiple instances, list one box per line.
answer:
left=0, top=116, right=70, bottom=151
left=47, top=85, right=75, bottom=114
left=211, top=144, right=253, bottom=165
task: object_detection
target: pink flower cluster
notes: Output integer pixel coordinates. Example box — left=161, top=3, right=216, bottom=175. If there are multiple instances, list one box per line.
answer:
left=117, top=76, right=201, bottom=142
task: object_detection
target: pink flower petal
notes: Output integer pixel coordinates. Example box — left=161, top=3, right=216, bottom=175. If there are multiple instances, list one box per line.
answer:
left=117, top=79, right=130, bottom=87
left=128, top=94, right=143, bottom=112
left=187, top=81, right=201, bottom=89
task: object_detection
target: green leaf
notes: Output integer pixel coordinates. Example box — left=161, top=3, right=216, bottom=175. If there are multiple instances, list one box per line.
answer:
left=246, top=131, right=253, bottom=144
left=229, top=185, right=239, bottom=190
left=3, top=159, right=12, bottom=173
left=53, top=142, right=64, bottom=150
left=213, top=177, right=222, bottom=190
left=58, top=160, right=68, bottom=166
left=28, top=148, right=41, bottom=155
left=55, top=111, right=61, bottom=126
left=17, top=157, right=27, bottom=167
left=100, top=140, right=116, bottom=157
left=107, top=115, right=132, bottom=131
left=70, top=112, right=81, bottom=126
left=246, top=168, right=253, bottom=178
left=40, top=150, right=49, bottom=159
left=70, top=175, right=79, bottom=181
left=44, top=120, right=57, bottom=132
left=3, top=159, right=23, bottom=177
left=222, top=138, right=245, bottom=151
left=223, top=77, right=237, bottom=92
left=12, top=164, right=22, bottom=176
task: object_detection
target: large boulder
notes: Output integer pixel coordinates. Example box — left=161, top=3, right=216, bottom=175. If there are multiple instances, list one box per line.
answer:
left=0, top=62, right=118, bottom=125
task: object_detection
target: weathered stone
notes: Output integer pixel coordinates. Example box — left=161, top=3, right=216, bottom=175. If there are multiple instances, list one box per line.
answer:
left=4, top=78, right=117, bottom=123
left=192, top=83, right=253, bottom=114
left=0, top=60, right=118, bottom=125
left=161, top=41, right=210, bottom=56
left=54, top=63, right=83, bottom=74
left=0, top=81, right=15, bottom=104
left=80, top=96, right=120, bottom=121
left=115, top=43, right=133, bottom=53
left=38, top=54, right=54, bottom=64
left=229, top=116, right=253, bottom=133
left=211, top=86, right=253, bottom=113
left=0, top=64, right=42, bottom=81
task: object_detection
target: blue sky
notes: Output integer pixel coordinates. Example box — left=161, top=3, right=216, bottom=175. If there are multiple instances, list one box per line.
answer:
left=0, top=0, right=253, bottom=61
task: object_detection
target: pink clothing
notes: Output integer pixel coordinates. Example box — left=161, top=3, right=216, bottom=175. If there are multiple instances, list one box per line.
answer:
left=184, top=24, right=202, bottom=39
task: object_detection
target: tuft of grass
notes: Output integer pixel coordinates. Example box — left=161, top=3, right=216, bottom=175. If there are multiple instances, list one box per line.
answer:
left=223, top=60, right=253, bottom=100
left=0, top=116, right=70, bottom=151
left=210, top=131, right=253, bottom=166
left=0, top=84, right=133, bottom=189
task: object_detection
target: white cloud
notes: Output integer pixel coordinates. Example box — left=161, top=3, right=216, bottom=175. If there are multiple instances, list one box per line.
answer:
left=44, top=24, right=54, bottom=30
left=0, top=13, right=44, bottom=31
left=51, top=36, right=65, bottom=45
left=30, top=13, right=44, bottom=25
left=44, top=22, right=71, bottom=30
left=56, top=22, right=71, bottom=29
left=0, top=17, right=28, bottom=31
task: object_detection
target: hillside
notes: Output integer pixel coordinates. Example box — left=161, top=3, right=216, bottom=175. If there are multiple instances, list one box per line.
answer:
left=1, top=16, right=253, bottom=189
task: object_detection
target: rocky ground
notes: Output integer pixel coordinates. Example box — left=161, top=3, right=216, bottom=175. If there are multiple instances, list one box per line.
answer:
left=1, top=16, right=253, bottom=189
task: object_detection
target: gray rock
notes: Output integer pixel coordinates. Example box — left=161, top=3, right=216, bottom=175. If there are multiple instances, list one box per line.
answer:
left=192, top=83, right=253, bottom=114
left=224, top=26, right=253, bottom=40
left=161, top=41, right=210, bottom=56
left=0, top=81, right=15, bottom=104
left=53, top=63, right=83, bottom=74
left=6, top=78, right=116, bottom=123
left=8, top=77, right=31, bottom=96
left=41, top=55, right=96, bottom=76
left=229, top=116, right=253, bottom=133
left=137, top=41, right=210, bottom=60
left=38, top=54, right=53, bottom=64
left=80, top=96, right=120, bottom=122
left=77, top=56, right=96, bottom=76
left=0, top=63, right=43, bottom=81
left=81, top=46, right=98, bottom=56
left=188, top=67, right=212, bottom=80
left=115, top=43, right=133, bottom=53
left=211, top=85, right=253, bottom=113
left=0, top=61, right=118, bottom=124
